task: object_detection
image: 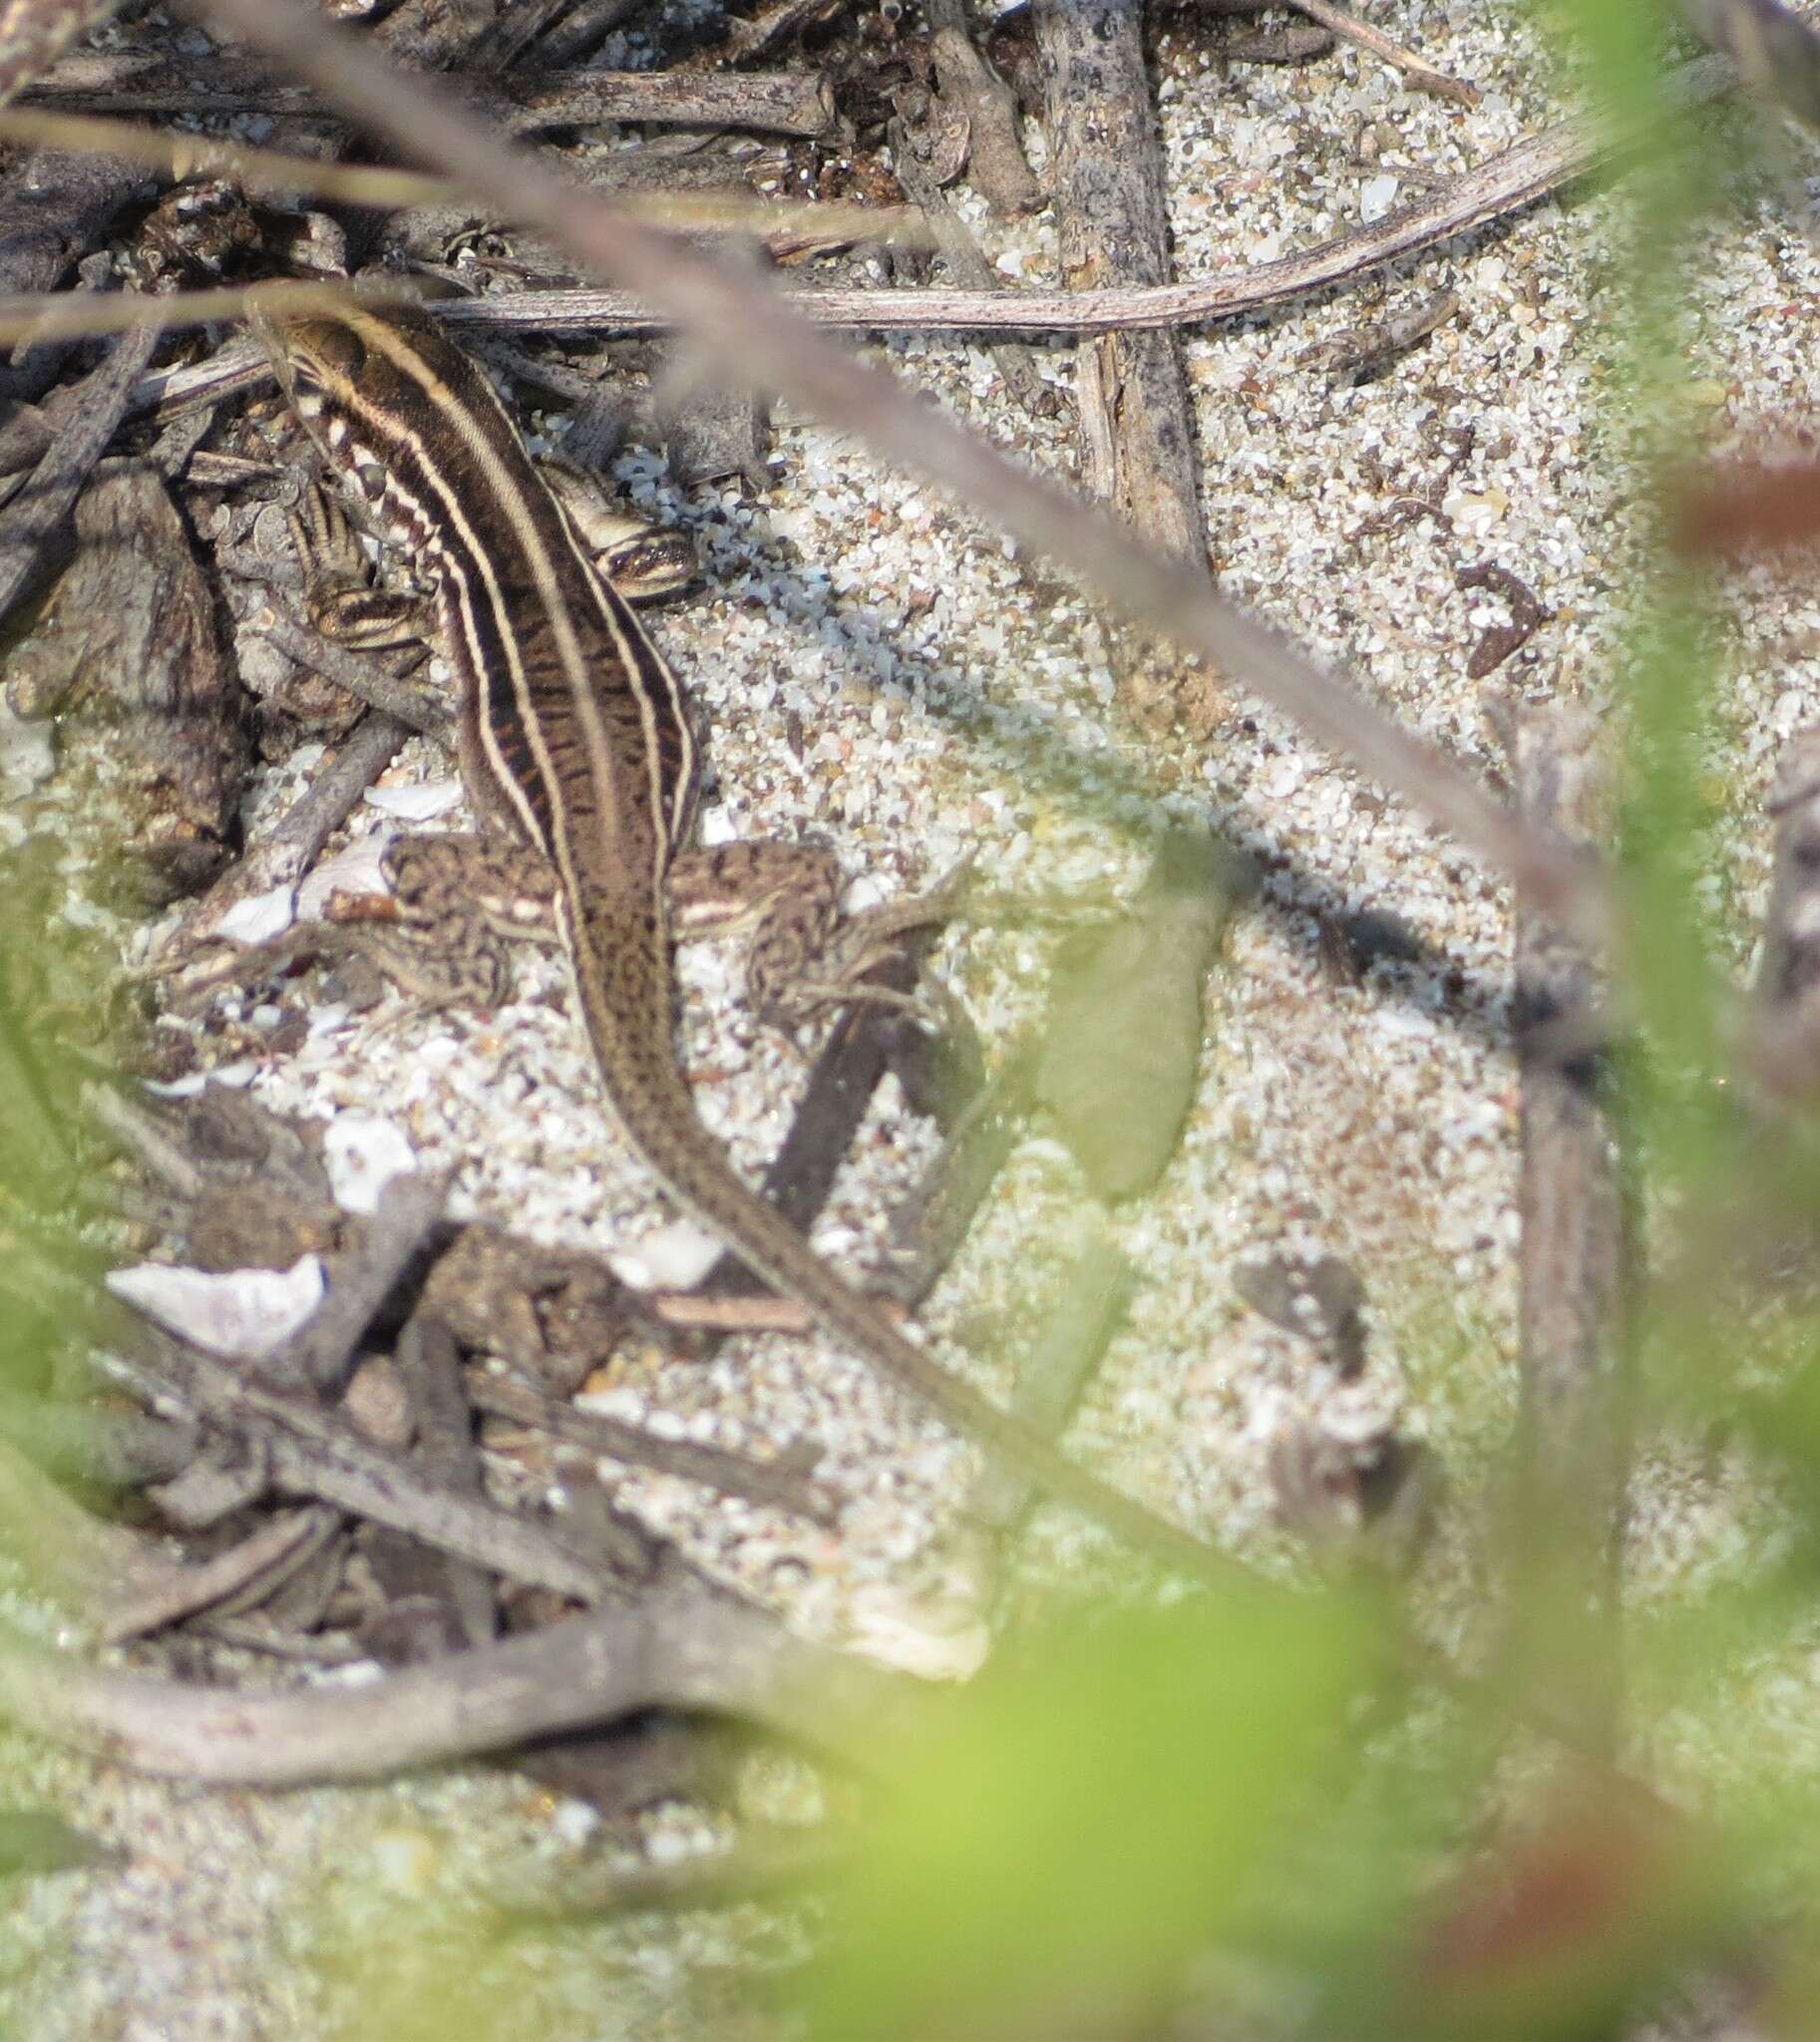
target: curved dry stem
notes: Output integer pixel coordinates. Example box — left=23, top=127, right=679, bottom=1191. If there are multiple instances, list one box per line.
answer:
left=0, top=1584, right=920, bottom=1785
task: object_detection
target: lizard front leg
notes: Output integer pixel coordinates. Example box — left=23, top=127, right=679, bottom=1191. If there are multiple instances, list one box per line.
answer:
left=287, top=481, right=429, bottom=652
left=667, top=841, right=970, bottom=1026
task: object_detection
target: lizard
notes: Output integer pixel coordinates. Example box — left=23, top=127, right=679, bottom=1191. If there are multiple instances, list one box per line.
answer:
left=251, top=292, right=1236, bottom=1587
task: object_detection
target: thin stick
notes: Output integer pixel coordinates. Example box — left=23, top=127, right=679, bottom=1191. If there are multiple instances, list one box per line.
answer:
left=254, top=609, right=449, bottom=736
left=1288, top=0, right=1479, bottom=105
left=888, top=1040, right=1036, bottom=1309
left=395, top=1315, right=497, bottom=1645
left=262, top=1168, right=454, bottom=1393
left=96, top=1507, right=333, bottom=1643
left=192, top=0, right=1620, bottom=951
left=650, top=1290, right=810, bottom=1331
left=0, top=43, right=1721, bottom=362
left=887, top=118, right=1055, bottom=419
left=467, top=1372, right=838, bottom=1524
left=0, top=102, right=448, bottom=206
left=81, top=1080, right=206, bottom=1200
left=923, top=0, right=1042, bottom=215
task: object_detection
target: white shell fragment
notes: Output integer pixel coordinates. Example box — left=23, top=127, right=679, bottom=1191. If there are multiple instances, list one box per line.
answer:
left=0, top=701, right=55, bottom=795
left=363, top=777, right=463, bottom=821
left=1359, top=172, right=1399, bottom=223
left=608, top=1217, right=725, bottom=1291
left=839, top=1581, right=992, bottom=1682
left=215, top=884, right=297, bottom=946
left=297, top=833, right=393, bottom=920
left=323, top=1113, right=419, bottom=1214
left=106, top=1254, right=324, bottom=1358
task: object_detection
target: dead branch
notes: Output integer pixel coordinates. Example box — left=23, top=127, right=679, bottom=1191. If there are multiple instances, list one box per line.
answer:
left=532, top=0, right=657, bottom=68
left=252, top=607, right=448, bottom=735
left=0, top=1575, right=926, bottom=1784
left=1496, top=697, right=1628, bottom=1752
left=29, top=51, right=837, bottom=137
left=0, top=50, right=1745, bottom=365
left=1038, top=0, right=1203, bottom=720
left=0, top=317, right=156, bottom=624
left=886, top=113, right=1056, bottom=420
left=115, top=1328, right=635, bottom=1599
left=887, top=1039, right=1035, bottom=1308
left=96, top=1506, right=334, bottom=1643
left=394, top=52, right=1726, bottom=336
left=393, top=1313, right=496, bottom=1647
left=170, top=709, right=411, bottom=950
left=923, top=0, right=1042, bottom=215
left=259, top=1168, right=453, bottom=1393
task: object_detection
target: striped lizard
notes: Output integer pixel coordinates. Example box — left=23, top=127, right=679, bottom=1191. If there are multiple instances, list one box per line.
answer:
left=253, top=294, right=1230, bottom=1584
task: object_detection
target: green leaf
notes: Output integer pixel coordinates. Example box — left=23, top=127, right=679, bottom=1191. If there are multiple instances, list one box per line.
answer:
left=805, top=1584, right=1377, bottom=2039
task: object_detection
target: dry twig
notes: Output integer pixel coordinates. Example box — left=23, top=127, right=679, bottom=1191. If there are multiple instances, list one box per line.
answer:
left=887, top=112, right=1055, bottom=419
left=116, top=1329, right=636, bottom=1599
left=1287, top=0, right=1479, bottom=105
left=468, top=1372, right=836, bottom=1524
left=96, top=1506, right=334, bottom=1644
left=0, top=49, right=1744, bottom=362
left=392, top=1313, right=496, bottom=1648
left=922, top=0, right=1042, bottom=215
left=260, top=1168, right=454, bottom=1394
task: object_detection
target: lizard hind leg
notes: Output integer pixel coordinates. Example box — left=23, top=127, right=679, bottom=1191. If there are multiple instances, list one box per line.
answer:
left=193, top=834, right=563, bottom=1031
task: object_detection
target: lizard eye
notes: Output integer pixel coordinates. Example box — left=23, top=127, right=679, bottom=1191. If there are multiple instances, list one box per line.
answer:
left=356, top=463, right=387, bottom=503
